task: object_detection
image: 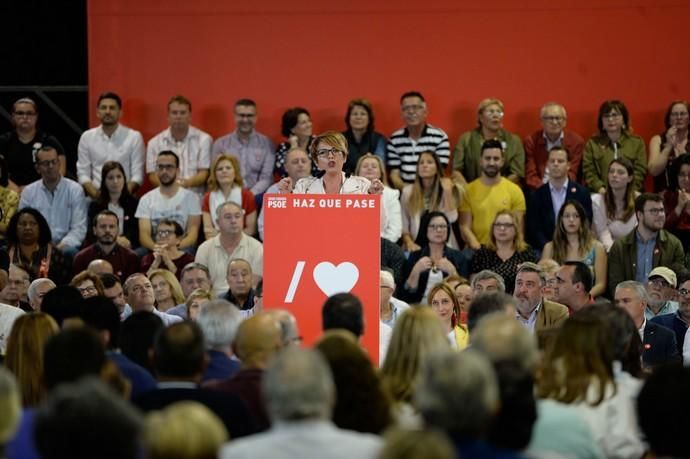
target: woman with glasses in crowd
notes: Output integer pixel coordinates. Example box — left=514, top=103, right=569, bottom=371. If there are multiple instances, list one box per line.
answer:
left=648, top=100, right=690, bottom=192
left=140, top=219, right=194, bottom=279
left=402, top=211, right=469, bottom=304
left=583, top=100, right=647, bottom=194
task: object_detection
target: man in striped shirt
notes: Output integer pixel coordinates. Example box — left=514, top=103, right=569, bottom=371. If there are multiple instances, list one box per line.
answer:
left=386, top=91, right=450, bottom=190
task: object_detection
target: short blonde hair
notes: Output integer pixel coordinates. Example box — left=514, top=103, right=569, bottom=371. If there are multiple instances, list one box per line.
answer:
left=148, top=269, right=185, bottom=305
left=355, top=153, right=388, bottom=186
left=309, top=131, right=348, bottom=162
left=145, top=401, right=228, bottom=459
left=207, top=154, right=243, bottom=191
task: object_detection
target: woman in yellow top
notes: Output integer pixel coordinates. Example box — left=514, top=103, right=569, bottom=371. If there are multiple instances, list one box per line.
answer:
left=583, top=100, right=646, bottom=194
left=428, top=282, right=468, bottom=349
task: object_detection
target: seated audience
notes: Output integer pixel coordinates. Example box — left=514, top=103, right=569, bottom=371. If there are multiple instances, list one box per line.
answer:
left=144, top=401, right=228, bottom=459
left=140, top=219, right=194, bottom=278
left=450, top=277, right=472, bottom=324
left=513, top=262, right=568, bottom=334
left=202, top=154, right=256, bottom=239
left=400, top=151, right=460, bottom=251
left=538, top=258, right=560, bottom=302
left=219, top=348, right=381, bottom=458
left=536, top=311, right=644, bottom=459
left=220, top=259, right=256, bottom=312
left=453, top=97, right=524, bottom=185
left=316, top=332, right=392, bottom=434
left=6, top=208, right=71, bottom=285
left=18, top=142, right=87, bottom=256
left=523, top=102, right=584, bottom=190
left=470, top=269, right=506, bottom=294
left=614, top=280, right=680, bottom=368
left=583, top=100, right=647, bottom=193
left=123, top=273, right=182, bottom=326
left=166, top=262, right=213, bottom=319
left=402, top=211, right=469, bottom=304
left=663, top=153, right=690, bottom=248
left=148, top=269, right=185, bottom=313
left=70, top=270, right=105, bottom=299
left=381, top=307, right=450, bottom=427
left=99, top=273, right=130, bottom=319
left=0, top=156, right=18, bottom=237
left=553, top=261, right=594, bottom=313
left=653, top=274, right=690, bottom=357
left=196, top=299, right=242, bottom=383
left=645, top=266, right=679, bottom=319
left=4, top=313, right=58, bottom=407
left=40, top=285, right=84, bottom=328
left=195, top=201, right=263, bottom=296
left=0, top=264, right=31, bottom=310
left=133, top=321, right=256, bottom=439
left=35, top=378, right=143, bottom=459
left=87, top=161, right=140, bottom=250
left=356, top=153, right=402, bottom=243
left=119, top=311, right=164, bottom=375
left=135, top=151, right=201, bottom=251
left=379, top=428, right=455, bottom=459
left=379, top=269, right=409, bottom=328
left=342, top=98, right=387, bottom=173
left=541, top=200, right=607, bottom=297
left=466, top=292, right=517, bottom=333
left=471, top=210, right=536, bottom=294
left=608, top=193, right=686, bottom=294
left=185, top=288, right=213, bottom=321
left=26, top=278, right=55, bottom=311
left=0, top=367, right=21, bottom=454
left=206, top=312, right=283, bottom=431
left=592, top=158, right=638, bottom=251
left=527, top=146, right=592, bottom=252
left=73, top=210, right=139, bottom=281
left=428, top=282, right=468, bottom=350
left=258, top=146, right=311, bottom=239
left=647, top=100, right=690, bottom=192
left=273, top=107, right=316, bottom=178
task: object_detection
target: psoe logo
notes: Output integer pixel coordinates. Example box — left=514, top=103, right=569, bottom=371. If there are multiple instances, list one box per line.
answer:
left=266, top=197, right=287, bottom=208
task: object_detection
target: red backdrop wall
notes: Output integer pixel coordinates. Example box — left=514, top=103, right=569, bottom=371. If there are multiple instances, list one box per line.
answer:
left=88, top=0, right=690, bottom=161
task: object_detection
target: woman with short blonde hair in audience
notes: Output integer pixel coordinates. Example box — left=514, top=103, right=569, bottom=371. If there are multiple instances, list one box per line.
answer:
left=428, top=282, right=468, bottom=350
left=186, top=288, right=213, bottom=321
left=202, top=154, right=256, bottom=239
left=537, top=311, right=644, bottom=458
left=148, top=269, right=185, bottom=313
left=145, top=401, right=228, bottom=459
left=648, top=100, right=690, bottom=192
left=355, top=153, right=402, bottom=243
left=538, top=258, right=560, bottom=302
left=381, top=307, right=450, bottom=427
left=591, top=158, right=638, bottom=251
left=400, top=151, right=462, bottom=251
left=541, top=200, right=607, bottom=297
left=470, top=210, right=536, bottom=294
left=5, top=312, right=59, bottom=407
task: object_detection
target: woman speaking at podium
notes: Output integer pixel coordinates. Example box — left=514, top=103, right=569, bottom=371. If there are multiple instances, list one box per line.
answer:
left=277, top=131, right=383, bottom=195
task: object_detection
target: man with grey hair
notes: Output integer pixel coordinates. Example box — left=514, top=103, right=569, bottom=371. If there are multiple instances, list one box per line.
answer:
left=513, top=262, right=568, bottom=334
left=615, top=280, right=680, bottom=367
left=197, top=299, right=242, bottom=383
left=123, top=273, right=182, bottom=326
left=471, top=269, right=506, bottom=294
left=415, top=350, right=522, bottom=458
left=524, top=102, right=584, bottom=190
left=472, top=314, right=603, bottom=459
left=220, top=347, right=381, bottom=459
left=645, top=266, right=679, bottom=319
left=195, top=201, right=263, bottom=296
left=264, top=308, right=301, bottom=347
left=27, top=278, right=56, bottom=311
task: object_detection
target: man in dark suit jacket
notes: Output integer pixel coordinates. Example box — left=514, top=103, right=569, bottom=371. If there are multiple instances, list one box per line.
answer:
left=651, top=276, right=690, bottom=355
left=133, top=321, right=256, bottom=438
left=615, top=280, right=680, bottom=368
left=527, top=146, right=592, bottom=252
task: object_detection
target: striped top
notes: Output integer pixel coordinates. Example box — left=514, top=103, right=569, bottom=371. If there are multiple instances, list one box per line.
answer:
left=386, top=124, right=450, bottom=183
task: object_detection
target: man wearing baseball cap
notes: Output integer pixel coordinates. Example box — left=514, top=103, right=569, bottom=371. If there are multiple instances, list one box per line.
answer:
left=645, top=266, right=679, bottom=319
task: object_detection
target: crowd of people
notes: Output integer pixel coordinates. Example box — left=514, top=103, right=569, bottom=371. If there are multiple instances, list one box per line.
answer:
left=0, top=91, right=689, bottom=458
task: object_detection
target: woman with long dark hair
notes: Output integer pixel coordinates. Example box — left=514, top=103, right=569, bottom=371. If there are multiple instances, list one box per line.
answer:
left=591, top=158, right=638, bottom=251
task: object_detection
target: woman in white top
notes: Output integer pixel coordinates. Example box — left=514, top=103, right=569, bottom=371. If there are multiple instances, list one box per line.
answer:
left=355, top=153, right=402, bottom=243
left=591, top=157, right=638, bottom=251
left=400, top=151, right=461, bottom=251
left=278, top=131, right=383, bottom=195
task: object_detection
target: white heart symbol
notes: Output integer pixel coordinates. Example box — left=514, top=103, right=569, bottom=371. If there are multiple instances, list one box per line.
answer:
left=312, top=262, right=360, bottom=297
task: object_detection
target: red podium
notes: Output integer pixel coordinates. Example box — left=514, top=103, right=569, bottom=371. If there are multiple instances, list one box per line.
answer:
left=263, top=194, right=381, bottom=362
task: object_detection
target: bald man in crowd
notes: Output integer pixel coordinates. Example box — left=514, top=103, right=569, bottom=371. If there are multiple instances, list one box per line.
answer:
left=207, top=312, right=284, bottom=431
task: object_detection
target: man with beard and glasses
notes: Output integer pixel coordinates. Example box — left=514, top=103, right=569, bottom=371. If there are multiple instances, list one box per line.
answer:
left=513, top=262, right=568, bottom=334
left=72, top=210, right=139, bottom=281
left=459, top=139, right=526, bottom=250
left=135, top=151, right=201, bottom=251
left=77, top=92, right=145, bottom=199
left=608, top=193, right=686, bottom=296
left=212, top=99, right=274, bottom=196
left=653, top=275, right=690, bottom=357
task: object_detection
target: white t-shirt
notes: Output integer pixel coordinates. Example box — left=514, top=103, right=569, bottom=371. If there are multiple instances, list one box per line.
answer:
left=135, top=187, right=201, bottom=234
